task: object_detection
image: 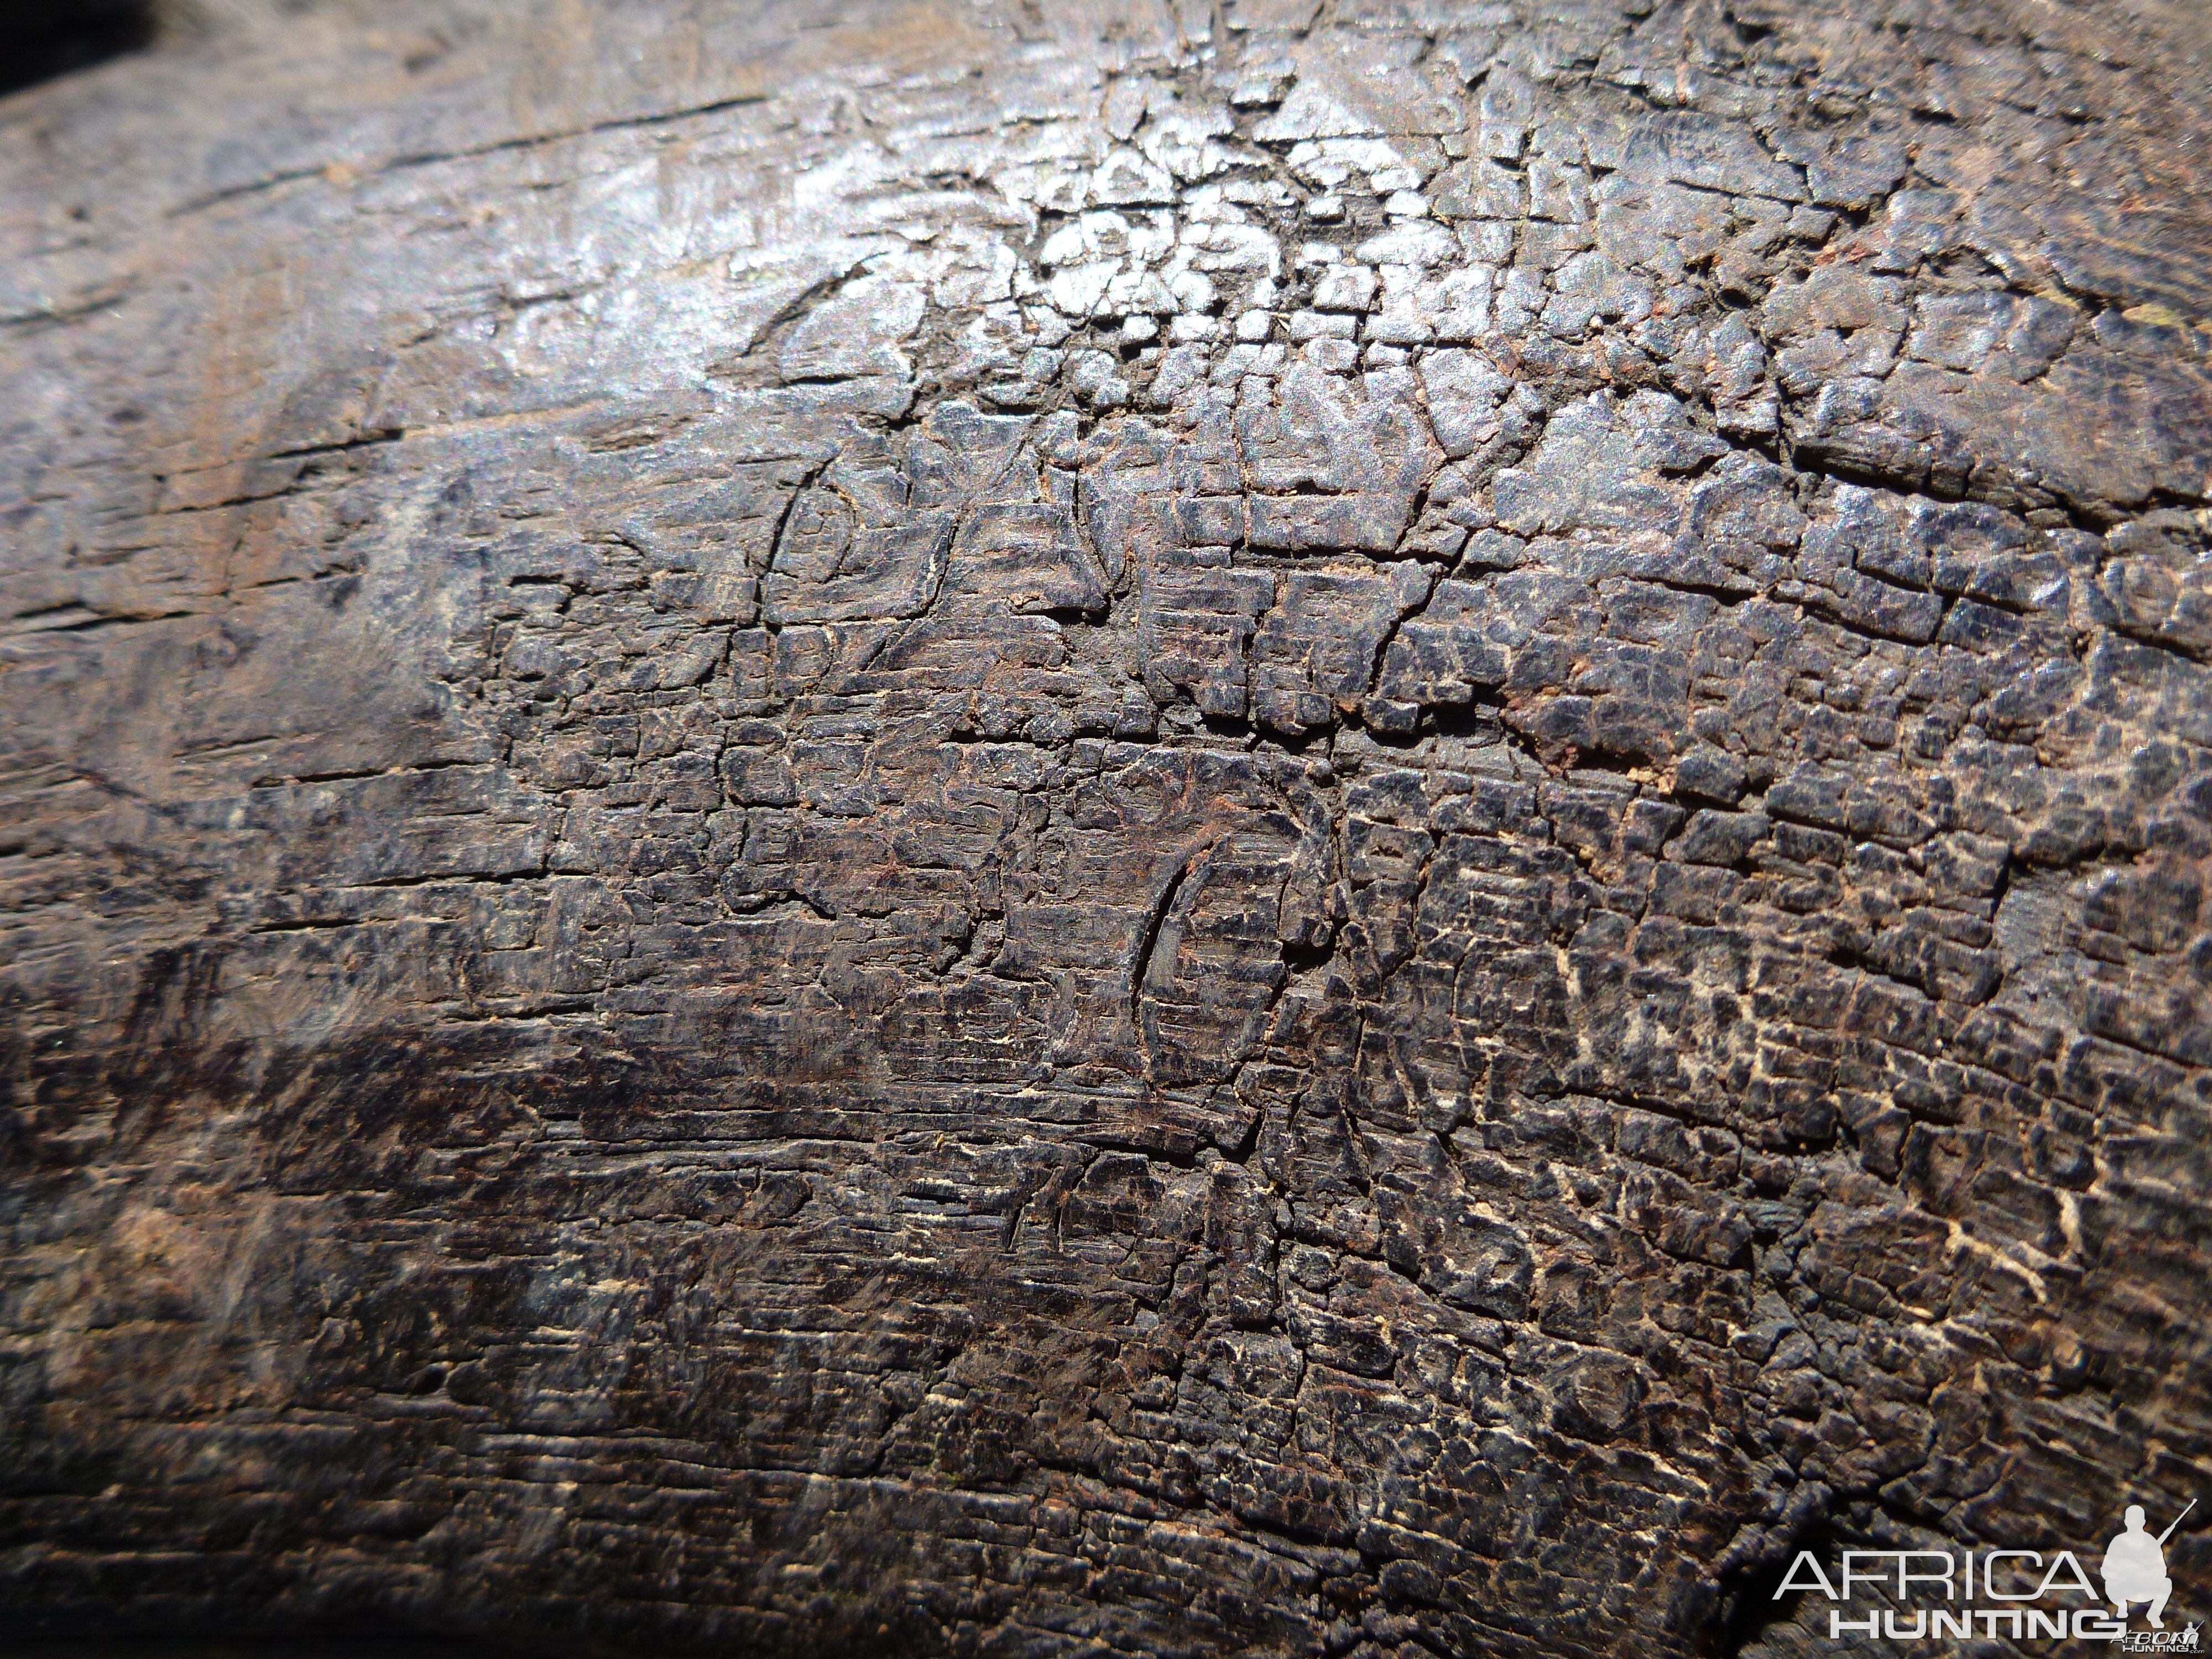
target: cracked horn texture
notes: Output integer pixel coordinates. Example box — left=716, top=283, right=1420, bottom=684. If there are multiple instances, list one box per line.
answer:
left=3, top=0, right=2211, bottom=1654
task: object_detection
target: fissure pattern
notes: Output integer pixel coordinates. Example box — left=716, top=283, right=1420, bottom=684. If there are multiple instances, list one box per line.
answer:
left=2, top=1, right=2209, bottom=1655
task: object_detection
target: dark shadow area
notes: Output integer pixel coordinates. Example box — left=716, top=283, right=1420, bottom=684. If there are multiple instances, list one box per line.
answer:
left=15, top=1647, right=488, bottom=1658
left=0, top=0, right=156, bottom=97
left=12, top=1639, right=621, bottom=1658
left=8, top=1613, right=679, bottom=1659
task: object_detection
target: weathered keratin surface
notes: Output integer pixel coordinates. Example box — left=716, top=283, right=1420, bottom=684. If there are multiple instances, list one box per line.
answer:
left=4, top=1, right=2210, bottom=1653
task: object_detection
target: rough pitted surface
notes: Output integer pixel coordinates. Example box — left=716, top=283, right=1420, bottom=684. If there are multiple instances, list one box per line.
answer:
left=3, top=1, right=2210, bottom=1654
